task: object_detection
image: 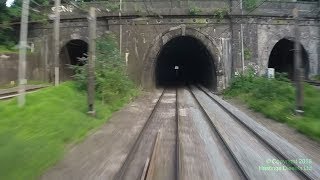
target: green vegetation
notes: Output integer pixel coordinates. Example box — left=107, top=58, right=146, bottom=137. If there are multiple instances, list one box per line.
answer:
left=71, top=34, right=138, bottom=103
left=0, top=45, right=17, bottom=53
left=0, top=0, right=50, bottom=51
left=243, top=0, right=259, bottom=11
left=224, top=70, right=320, bottom=141
left=213, top=7, right=228, bottom=19
left=0, top=82, right=136, bottom=180
left=105, top=1, right=120, bottom=12
left=0, top=32, right=138, bottom=179
left=311, top=75, right=320, bottom=81
left=189, top=6, right=202, bottom=15
left=242, top=0, right=317, bottom=11
left=244, top=48, right=252, bottom=61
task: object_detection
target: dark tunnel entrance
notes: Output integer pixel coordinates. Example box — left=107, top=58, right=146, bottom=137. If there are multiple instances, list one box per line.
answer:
left=268, top=38, right=309, bottom=80
left=60, top=40, right=88, bottom=80
left=155, top=36, right=217, bottom=89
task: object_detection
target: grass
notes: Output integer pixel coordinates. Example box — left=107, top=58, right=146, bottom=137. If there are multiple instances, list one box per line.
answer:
left=0, top=45, right=33, bottom=54
left=311, top=75, right=320, bottom=81
left=0, top=46, right=18, bottom=54
left=0, top=81, right=138, bottom=180
left=224, top=74, right=320, bottom=141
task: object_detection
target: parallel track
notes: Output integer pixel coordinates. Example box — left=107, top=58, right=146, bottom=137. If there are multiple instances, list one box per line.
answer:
left=191, top=85, right=312, bottom=179
left=115, top=88, right=180, bottom=180
left=114, top=85, right=318, bottom=179
left=174, top=88, right=180, bottom=180
left=113, top=89, right=165, bottom=180
left=306, top=80, right=320, bottom=87
left=187, top=86, right=249, bottom=179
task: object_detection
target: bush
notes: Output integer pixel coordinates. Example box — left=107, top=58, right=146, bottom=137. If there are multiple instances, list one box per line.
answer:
left=275, top=72, right=290, bottom=82
left=244, top=48, right=252, bottom=61
left=224, top=71, right=320, bottom=140
left=71, top=34, right=137, bottom=103
left=244, top=0, right=259, bottom=11
left=311, top=75, right=320, bottom=81
left=189, top=6, right=202, bottom=15
left=213, top=8, right=228, bottom=19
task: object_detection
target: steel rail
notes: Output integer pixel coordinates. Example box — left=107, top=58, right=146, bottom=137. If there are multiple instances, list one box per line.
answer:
left=196, top=85, right=313, bottom=180
left=188, top=86, right=249, bottom=180
left=113, top=88, right=165, bottom=180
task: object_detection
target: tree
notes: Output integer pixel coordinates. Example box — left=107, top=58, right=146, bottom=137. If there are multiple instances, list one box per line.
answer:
left=0, top=0, right=53, bottom=50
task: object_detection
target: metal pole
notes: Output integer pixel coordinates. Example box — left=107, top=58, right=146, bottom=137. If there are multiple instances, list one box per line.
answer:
left=293, top=7, right=304, bottom=115
left=87, top=7, right=96, bottom=116
left=54, top=0, right=61, bottom=86
left=119, top=0, right=122, bottom=56
left=44, top=36, right=49, bottom=82
left=18, top=0, right=30, bottom=107
left=240, top=0, right=245, bottom=72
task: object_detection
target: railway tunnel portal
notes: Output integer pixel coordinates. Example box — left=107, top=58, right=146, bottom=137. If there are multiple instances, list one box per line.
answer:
left=155, top=36, right=217, bottom=89
left=141, top=27, right=224, bottom=91
left=22, top=1, right=320, bottom=90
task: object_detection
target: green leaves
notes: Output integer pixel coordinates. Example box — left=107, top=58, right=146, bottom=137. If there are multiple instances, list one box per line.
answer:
left=224, top=72, right=320, bottom=140
left=244, top=48, right=252, bottom=61
left=0, top=0, right=51, bottom=50
left=189, top=6, right=201, bottom=15
left=243, top=0, right=259, bottom=11
left=71, top=34, right=137, bottom=103
left=213, top=7, right=228, bottom=19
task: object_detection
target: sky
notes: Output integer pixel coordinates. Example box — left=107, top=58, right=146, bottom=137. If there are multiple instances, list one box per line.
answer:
left=6, top=0, right=15, bottom=7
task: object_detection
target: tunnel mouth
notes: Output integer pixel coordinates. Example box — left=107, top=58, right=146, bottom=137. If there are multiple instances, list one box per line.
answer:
left=60, top=39, right=88, bottom=80
left=63, top=40, right=88, bottom=66
left=268, top=38, right=309, bottom=80
left=155, top=36, right=217, bottom=90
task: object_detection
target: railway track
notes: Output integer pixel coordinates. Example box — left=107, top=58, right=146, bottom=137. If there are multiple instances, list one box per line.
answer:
left=305, top=80, right=320, bottom=87
left=114, top=86, right=319, bottom=180
left=190, top=85, right=320, bottom=179
left=0, top=86, right=48, bottom=100
left=114, top=88, right=180, bottom=180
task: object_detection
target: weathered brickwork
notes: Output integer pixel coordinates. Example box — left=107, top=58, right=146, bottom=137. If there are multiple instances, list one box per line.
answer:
left=20, top=0, right=319, bottom=90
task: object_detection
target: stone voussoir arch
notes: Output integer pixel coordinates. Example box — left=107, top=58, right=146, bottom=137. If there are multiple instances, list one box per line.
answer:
left=141, top=25, right=224, bottom=91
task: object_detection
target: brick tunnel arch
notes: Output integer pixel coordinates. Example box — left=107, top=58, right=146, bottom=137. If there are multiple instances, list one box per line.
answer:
left=268, top=38, right=309, bottom=80
left=141, top=26, right=224, bottom=91
left=60, top=39, right=88, bottom=81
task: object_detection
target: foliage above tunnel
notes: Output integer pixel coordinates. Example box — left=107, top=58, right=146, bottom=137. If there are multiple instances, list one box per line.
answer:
left=243, top=0, right=317, bottom=11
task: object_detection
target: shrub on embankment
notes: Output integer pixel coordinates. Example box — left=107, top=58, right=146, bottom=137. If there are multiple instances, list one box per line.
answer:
left=224, top=71, right=320, bottom=141
left=71, top=33, right=138, bottom=103
left=0, top=34, right=138, bottom=180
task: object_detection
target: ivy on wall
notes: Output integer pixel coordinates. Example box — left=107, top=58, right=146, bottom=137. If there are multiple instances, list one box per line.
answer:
left=243, top=0, right=259, bottom=11
left=189, top=6, right=202, bottom=15
left=244, top=48, right=253, bottom=61
left=213, top=7, right=228, bottom=19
